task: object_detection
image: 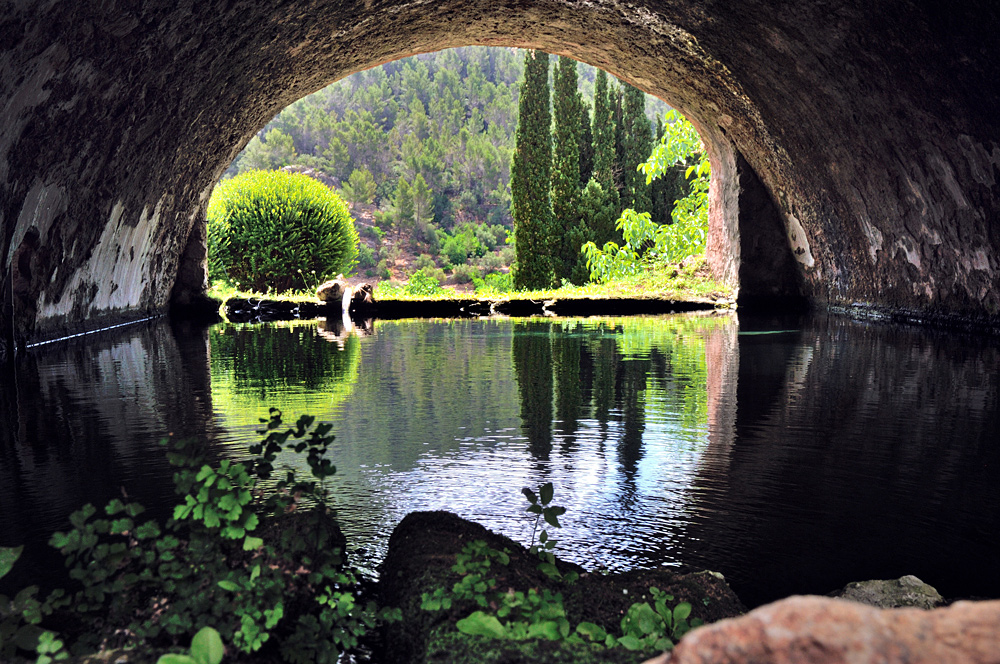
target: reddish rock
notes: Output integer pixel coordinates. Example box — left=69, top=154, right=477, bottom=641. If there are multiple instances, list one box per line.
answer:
left=665, top=596, right=1000, bottom=664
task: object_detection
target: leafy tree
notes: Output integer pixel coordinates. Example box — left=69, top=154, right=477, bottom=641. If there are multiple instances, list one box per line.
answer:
left=207, top=170, right=359, bottom=291
left=238, top=129, right=298, bottom=173
left=510, top=50, right=555, bottom=290
left=551, top=55, right=586, bottom=283
left=341, top=167, right=378, bottom=206
left=582, top=111, right=709, bottom=282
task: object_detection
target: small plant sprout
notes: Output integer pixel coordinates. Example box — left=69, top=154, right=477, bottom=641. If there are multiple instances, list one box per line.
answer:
left=521, top=482, right=569, bottom=579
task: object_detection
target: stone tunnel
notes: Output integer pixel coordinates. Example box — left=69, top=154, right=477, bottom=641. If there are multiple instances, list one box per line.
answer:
left=2, top=0, right=999, bottom=356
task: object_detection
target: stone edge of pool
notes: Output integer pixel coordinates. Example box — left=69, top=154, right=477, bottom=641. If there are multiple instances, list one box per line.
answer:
left=221, top=296, right=734, bottom=323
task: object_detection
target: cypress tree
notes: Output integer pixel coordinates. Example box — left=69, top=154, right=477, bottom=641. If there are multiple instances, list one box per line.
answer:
left=578, top=95, right=594, bottom=187
left=511, top=50, right=554, bottom=290
left=621, top=83, right=653, bottom=213
left=612, top=86, right=626, bottom=194
left=591, top=69, right=616, bottom=192
left=551, top=55, right=586, bottom=283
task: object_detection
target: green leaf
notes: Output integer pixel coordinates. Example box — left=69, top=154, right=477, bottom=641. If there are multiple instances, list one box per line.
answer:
left=0, top=545, right=22, bottom=579
left=456, top=611, right=507, bottom=639
left=243, top=536, right=264, bottom=551
left=617, top=634, right=644, bottom=650
left=539, top=482, right=554, bottom=505
left=156, top=656, right=197, bottom=664
left=521, top=487, right=537, bottom=504
left=673, top=602, right=692, bottom=623
left=190, top=626, right=224, bottom=664
left=576, top=621, right=608, bottom=642
left=217, top=580, right=240, bottom=592
left=527, top=620, right=562, bottom=640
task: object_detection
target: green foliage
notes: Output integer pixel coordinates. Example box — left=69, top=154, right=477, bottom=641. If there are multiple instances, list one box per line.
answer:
left=620, top=84, right=654, bottom=213
left=472, top=272, right=514, bottom=296
left=422, top=535, right=701, bottom=654
left=405, top=267, right=445, bottom=295
left=238, top=128, right=297, bottom=173
left=582, top=111, right=709, bottom=283
left=611, top=588, right=702, bottom=651
left=521, top=482, right=569, bottom=580
left=207, top=169, right=359, bottom=292
left=591, top=70, right=616, bottom=192
left=6, top=409, right=397, bottom=663
left=0, top=545, right=64, bottom=662
left=156, top=626, right=224, bottom=664
left=511, top=50, right=556, bottom=290
left=551, top=55, right=584, bottom=283
left=340, top=167, right=378, bottom=206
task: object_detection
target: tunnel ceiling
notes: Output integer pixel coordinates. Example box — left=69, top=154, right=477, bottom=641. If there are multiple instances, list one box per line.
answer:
left=2, top=0, right=999, bottom=351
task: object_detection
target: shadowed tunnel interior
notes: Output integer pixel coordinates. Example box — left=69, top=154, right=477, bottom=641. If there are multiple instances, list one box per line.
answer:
left=2, top=0, right=999, bottom=354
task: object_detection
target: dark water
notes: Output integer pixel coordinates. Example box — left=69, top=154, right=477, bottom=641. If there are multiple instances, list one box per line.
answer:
left=1, top=312, right=998, bottom=608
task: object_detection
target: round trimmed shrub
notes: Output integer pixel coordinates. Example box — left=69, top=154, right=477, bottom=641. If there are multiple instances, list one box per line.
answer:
left=208, top=170, right=359, bottom=292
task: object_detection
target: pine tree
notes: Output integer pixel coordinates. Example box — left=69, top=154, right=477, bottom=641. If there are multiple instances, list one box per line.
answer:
left=510, top=50, right=554, bottom=290
left=551, top=55, right=586, bottom=283
left=621, top=83, right=653, bottom=213
left=591, top=69, right=616, bottom=192
left=392, top=176, right=414, bottom=240
left=412, top=172, right=433, bottom=230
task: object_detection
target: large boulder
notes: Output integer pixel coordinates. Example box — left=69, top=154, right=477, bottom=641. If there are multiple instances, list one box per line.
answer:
left=663, top=595, right=1000, bottom=664
left=829, top=575, right=944, bottom=610
left=375, top=511, right=745, bottom=664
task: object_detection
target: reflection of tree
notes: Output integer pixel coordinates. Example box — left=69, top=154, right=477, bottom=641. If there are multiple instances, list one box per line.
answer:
left=616, top=358, right=649, bottom=490
left=552, top=323, right=585, bottom=453
left=210, top=321, right=362, bottom=418
left=512, top=322, right=553, bottom=461
left=590, top=336, right=619, bottom=429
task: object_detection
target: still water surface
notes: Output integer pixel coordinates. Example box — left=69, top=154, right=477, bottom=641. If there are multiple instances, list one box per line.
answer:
left=1, top=312, right=998, bottom=607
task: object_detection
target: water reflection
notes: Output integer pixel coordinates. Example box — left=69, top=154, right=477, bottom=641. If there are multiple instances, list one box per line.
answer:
left=1, top=312, right=997, bottom=608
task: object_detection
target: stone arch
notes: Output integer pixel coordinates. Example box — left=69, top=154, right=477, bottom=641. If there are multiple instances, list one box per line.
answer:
left=2, top=0, right=998, bottom=352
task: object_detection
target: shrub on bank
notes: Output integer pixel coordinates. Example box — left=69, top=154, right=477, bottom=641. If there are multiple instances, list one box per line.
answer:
left=208, top=170, right=359, bottom=292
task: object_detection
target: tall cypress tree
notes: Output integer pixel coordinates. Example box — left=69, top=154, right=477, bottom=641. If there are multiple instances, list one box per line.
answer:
left=551, top=55, right=586, bottom=283
left=612, top=86, right=626, bottom=194
left=511, top=50, right=554, bottom=290
left=621, top=83, right=653, bottom=213
left=591, top=69, right=616, bottom=192
left=578, top=95, right=594, bottom=187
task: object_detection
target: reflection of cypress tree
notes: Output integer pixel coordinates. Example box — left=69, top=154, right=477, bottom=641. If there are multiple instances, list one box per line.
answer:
left=552, top=324, right=583, bottom=451
left=591, top=336, right=619, bottom=428
left=512, top=322, right=553, bottom=460
left=617, top=358, right=649, bottom=480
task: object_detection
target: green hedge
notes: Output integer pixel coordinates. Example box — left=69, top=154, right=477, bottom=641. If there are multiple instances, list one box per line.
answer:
left=208, top=170, right=359, bottom=292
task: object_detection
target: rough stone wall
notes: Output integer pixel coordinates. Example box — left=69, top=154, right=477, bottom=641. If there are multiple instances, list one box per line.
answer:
left=2, top=0, right=999, bottom=351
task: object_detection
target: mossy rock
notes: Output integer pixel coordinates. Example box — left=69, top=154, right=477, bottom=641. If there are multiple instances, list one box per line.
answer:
left=374, top=511, right=745, bottom=664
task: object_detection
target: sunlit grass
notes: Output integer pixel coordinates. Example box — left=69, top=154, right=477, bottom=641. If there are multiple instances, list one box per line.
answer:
left=207, top=280, right=317, bottom=304
left=376, top=256, right=733, bottom=304
left=208, top=256, right=734, bottom=306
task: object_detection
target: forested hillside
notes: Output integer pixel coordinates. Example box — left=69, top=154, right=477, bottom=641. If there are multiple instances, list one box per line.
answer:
left=226, top=46, right=673, bottom=233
